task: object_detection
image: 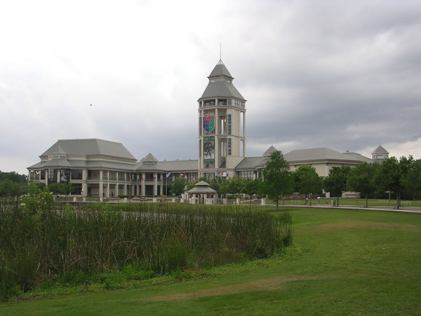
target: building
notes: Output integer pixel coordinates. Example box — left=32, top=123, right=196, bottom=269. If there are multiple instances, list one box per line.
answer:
left=371, top=145, right=389, bottom=163
left=28, top=139, right=197, bottom=199
left=236, top=146, right=372, bottom=179
left=198, top=59, right=246, bottom=178
left=28, top=60, right=385, bottom=198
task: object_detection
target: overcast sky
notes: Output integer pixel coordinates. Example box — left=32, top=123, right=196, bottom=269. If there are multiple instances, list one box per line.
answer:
left=1, top=0, right=421, bottom=173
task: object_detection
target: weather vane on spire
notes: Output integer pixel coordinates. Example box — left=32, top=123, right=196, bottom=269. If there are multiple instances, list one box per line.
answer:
left=219, top=42, right=222, bottom=61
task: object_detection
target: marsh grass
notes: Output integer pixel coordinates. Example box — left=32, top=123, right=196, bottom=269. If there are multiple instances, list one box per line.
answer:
left=0, top=201, right=291, bottom=300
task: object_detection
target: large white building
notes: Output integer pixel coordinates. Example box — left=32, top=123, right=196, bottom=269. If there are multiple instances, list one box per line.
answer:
left=28, top=60, right=388, bottom=198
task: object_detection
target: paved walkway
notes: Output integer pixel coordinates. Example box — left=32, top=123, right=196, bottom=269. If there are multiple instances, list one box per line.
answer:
left=278, top=204, right=421, bottom=214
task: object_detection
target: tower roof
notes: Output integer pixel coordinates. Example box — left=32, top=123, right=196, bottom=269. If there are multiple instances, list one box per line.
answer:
left=372, top=145, right=388, bottom=155
left=199, top=59, right=245, bottom=101
left=208, top=59, right=233, bottom=79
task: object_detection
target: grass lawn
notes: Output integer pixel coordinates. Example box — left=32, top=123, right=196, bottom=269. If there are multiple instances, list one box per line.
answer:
left=1, top=207, right=421, bottom=315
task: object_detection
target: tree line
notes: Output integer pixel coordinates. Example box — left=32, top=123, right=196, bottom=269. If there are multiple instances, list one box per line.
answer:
left=0, top=171, right=27, bottom=197
left=171, top=151, right=421, bottom=209
left=0, top=171, right=74, bottom=197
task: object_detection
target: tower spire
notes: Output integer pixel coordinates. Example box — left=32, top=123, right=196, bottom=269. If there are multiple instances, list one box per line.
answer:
left=219, top=43, right=222, bottom=61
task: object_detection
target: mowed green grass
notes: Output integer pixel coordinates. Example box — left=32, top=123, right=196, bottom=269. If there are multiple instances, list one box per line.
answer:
left=1, top=208, right=421, bottom=315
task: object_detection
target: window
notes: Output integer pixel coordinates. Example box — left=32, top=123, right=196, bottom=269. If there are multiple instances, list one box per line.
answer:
left=71, top=169, right=82, bottom=179
left=227, top=114, right=232, bottom=135
left=228, top=138, right=232, bottom=155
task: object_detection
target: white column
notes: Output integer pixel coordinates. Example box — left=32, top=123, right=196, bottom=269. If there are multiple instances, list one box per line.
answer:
left=243, top=111, right=246, bottom=157
left=116, top=172, right=119, bottom=197
left=106, top=171, right=110, bottom=198
left=153, top=173, right=158, bottom=196
left=124, top=173, right=127, bottom=196
left=99, top=170, right=103, bottom=201
left=141, top=173, right=145, bottom=196
left=82, top=169, right=88, bottom=197
left=44, top=170, right=48, bottom=186
left=56, top=170, right=60, bottom=183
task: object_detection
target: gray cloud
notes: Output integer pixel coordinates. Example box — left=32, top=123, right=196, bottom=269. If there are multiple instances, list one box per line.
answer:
left=1, top=0, right=421, bottom=173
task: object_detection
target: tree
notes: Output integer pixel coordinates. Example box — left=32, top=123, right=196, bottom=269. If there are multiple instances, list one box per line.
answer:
left=262, top=151, right=293, bottom=207
left=323, top=166, right=351, bottom=206
left=0, top=171, right=28, bottom=197
left=292, top=165, right=322, bottom=205
left=47, top=183, right=72, bottom=195
left=347, top=163, right=377, bottom=207
left=21, top=183, right=54, bottom=214
left=170, top=177, right=188, bottom=196
left=375, top=156, right=414, bottom=209
left=244, top=178, right=261, bottom=197
left=402, top=159, right=421, bottom=200
left=227, top=177, right=246, bottom=195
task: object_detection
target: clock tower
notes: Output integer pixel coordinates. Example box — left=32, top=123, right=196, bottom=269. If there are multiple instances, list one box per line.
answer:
left=198, top=60, right=246, bottom=178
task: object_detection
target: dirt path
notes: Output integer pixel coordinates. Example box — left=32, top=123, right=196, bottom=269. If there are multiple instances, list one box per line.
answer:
left=148, top=275, right=322, bottom=302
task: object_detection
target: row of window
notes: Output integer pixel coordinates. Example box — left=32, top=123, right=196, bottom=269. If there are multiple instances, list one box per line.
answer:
left=201, top=99, right=244, bottom=107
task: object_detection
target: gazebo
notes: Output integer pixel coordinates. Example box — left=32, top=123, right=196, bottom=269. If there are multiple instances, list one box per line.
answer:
left=186, top=181, right=217, bottom=204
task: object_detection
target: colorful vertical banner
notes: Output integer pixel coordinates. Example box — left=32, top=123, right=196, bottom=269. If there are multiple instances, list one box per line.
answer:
left=203, top=136, right=215, bottom=168
left=203, top=112, right=215, bottom=134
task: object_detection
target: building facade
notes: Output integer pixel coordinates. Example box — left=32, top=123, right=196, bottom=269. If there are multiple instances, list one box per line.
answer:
left=28, top=139, right=198, bottom=199
left=28, top=60, right=387, bottom=198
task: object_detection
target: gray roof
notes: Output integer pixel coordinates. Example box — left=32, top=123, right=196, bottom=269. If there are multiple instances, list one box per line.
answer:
left=159, top=159, right=198, bottom=172
left=263, top=146, right=278, bottom=157
left=195, top=181, right=210, bottom=186
left=41, top=139, right=136, bottom=160
left=209, top=60, right=233, bottom=79
left=372, top=145, right=388, bottom=155
left=188, top=186, right=217, bottom=194
left=141, top=153, right=158, bottom=163
left=284, top=147, right=370, bottom=163
left=43, top=159, right=71, bottom=168
left=342, top=151, right=372, bottom=162
left=236, top=147, right=371, bottom=171
left=236, top=156, right=268, bottom=170
left=28, top=159, right=136, bottom=171
left=200, top=81, right=245, bottom=100
left=188, top=181, right=216, bottom=194
left=136, top=153, right=161, bottom=171
left=200, top=60, right=245, bottom=101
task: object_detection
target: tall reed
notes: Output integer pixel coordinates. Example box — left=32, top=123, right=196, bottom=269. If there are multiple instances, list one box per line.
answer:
left=0, top=200, right=291, bottom=299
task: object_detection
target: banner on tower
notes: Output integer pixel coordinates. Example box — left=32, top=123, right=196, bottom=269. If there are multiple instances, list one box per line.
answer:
left=203, top=112, right=215, bottom=135
left=203, top=136, right=215, bottom=168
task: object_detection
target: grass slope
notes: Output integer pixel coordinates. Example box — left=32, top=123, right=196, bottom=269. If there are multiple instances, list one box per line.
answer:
left=1, top=208, right=421, bottom=315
